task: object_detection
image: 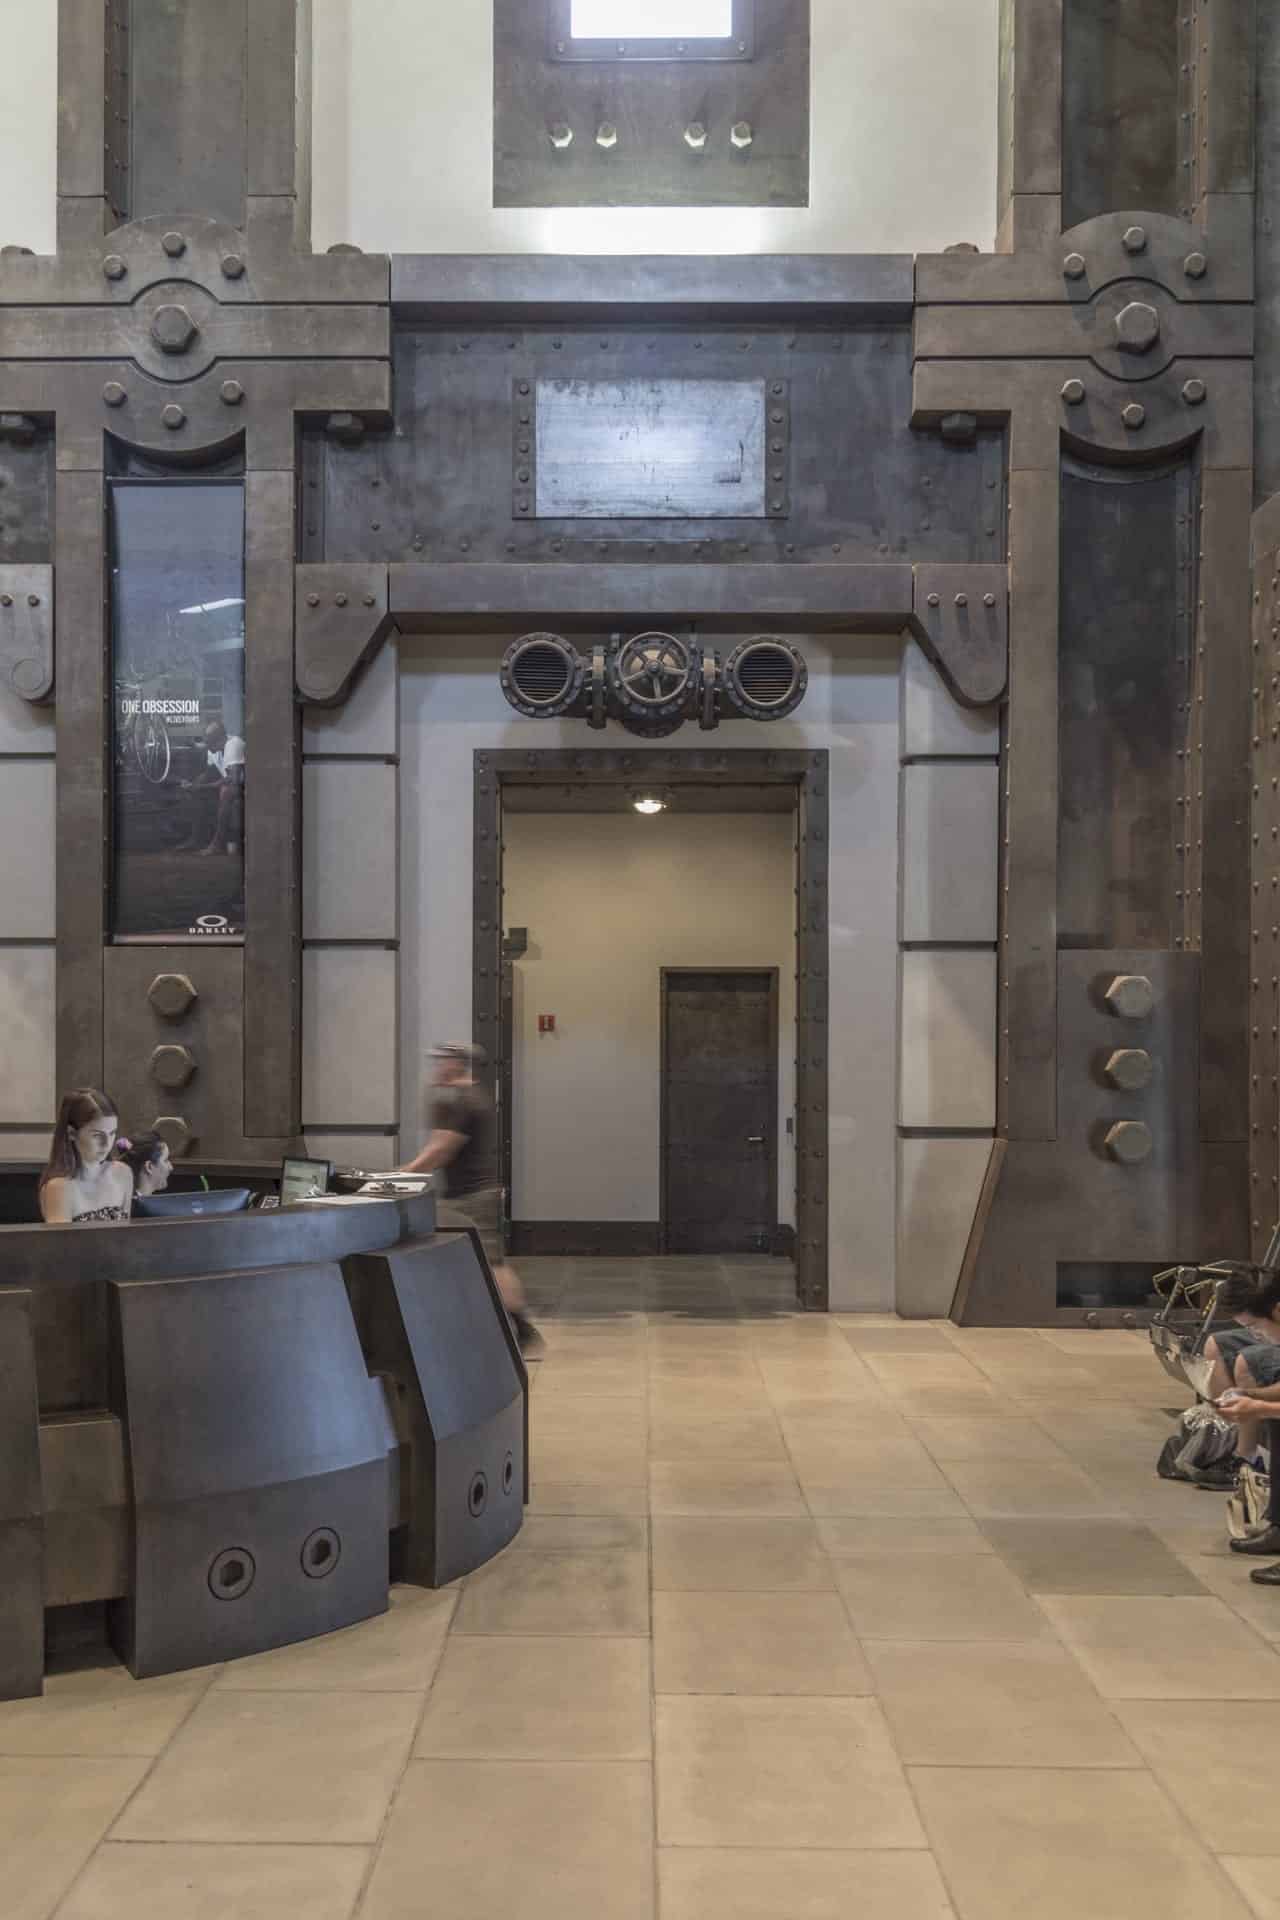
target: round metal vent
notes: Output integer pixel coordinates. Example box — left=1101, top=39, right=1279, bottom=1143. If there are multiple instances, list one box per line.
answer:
left=723, top=637, right=808, bottom=720
left=500, top=632, right=584, bottom=717
left=609, top=631, right=697, bottom=722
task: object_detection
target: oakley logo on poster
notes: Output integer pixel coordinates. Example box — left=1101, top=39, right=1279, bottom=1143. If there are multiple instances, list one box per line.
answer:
left=188, top=913, right=236, bottom=937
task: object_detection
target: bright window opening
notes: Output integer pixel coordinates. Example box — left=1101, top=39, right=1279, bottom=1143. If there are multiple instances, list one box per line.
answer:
left=570, top=0, right=734, bottom=38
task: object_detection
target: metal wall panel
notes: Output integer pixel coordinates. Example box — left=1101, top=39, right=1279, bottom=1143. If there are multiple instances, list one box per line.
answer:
left=302, top=946, right=397, bottom=1126
left=1061, top=0, right=1180, bottom=228
left=899, top=950, right=998, bottom=1130
left=0, top=947, right=55, bottom=1124
left=103, top=945, right=252, bottom=1161
left=899, top=764, right=1000, bottom=944
left=896, top=1136, right=994, bottom=1319
left=302, top=637, right=399, bottom=757
left=899, top=638, right=1000, bottom=759
left=302, top=762, right=398, bottom=942
left=0, top=692, right=54, bottom=755
left=0, top=761, right=55, bottom=938
left=129, top=0, right=249, bottom=228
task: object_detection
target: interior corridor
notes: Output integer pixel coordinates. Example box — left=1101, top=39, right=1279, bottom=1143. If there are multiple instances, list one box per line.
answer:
left=4, top=1259, right=1279, bottom=1920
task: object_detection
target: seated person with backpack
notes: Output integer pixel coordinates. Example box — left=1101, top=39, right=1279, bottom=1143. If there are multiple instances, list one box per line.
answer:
left=1203, top=1275, right=1280, bottom=1403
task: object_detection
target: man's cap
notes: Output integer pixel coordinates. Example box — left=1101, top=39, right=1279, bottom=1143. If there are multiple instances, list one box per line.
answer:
left=430, top=1042, right=487, bottom=1066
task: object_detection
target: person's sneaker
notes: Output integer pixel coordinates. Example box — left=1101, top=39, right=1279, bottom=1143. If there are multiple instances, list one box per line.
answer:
left=514, top=1314, right=546, bottom=1359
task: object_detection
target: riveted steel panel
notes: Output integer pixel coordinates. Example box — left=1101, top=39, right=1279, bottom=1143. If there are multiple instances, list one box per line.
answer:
left=318, top=323, right=1004, bottom=570
left=0, top=428, right=54, bottom=564
left=295, top=563, right=392, bottom=704
left=900, top=638, right=1000, bottom=759
left=494, top=0, right=809, bottom=209
left=54, top=468, right=106, bottom=1095
left=104, top=944, right=253, bottom=1160
left=911, top=565, right=1009, bottom=706
left=57, top=0, right=107, bottom=201
left=0, top=565, right=54, bottom=705
left=390, top=253, right=914, bottom=317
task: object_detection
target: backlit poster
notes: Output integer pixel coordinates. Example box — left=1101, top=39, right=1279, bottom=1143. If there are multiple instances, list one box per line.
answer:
left=109, top=479, right=247, bottom=940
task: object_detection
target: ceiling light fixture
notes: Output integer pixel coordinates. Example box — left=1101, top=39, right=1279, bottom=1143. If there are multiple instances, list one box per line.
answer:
left=632, top=789, right=670, bottom=815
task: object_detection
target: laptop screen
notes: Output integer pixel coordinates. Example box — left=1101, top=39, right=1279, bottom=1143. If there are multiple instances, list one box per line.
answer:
left=280, top=1157, right=331, bottom=1206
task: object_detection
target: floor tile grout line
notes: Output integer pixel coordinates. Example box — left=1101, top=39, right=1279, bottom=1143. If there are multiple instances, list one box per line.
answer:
left=349, top=1589, right=461, bottom=1920
left=47, top=1664, right=223, bottom=1920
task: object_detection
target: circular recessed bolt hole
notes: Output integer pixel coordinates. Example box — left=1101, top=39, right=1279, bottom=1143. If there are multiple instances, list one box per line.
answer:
left=468, top=1471, right=489, bottom=1518
left=221, top=252, right=246, bottom=279
left=161, top=230, right=186, bottom=257
left=683, top=122, right=707, bottom=150
left=102, top=381, right=127, bottom=408
left=1105, top=972, right=1155, bottom=1020
left=1060, top=378, right=1085, bottom=405
left=208, top=1547, right=256, bottom=1601
left=301, top=1527, right=341, bottom=1579
left=1105, top=1119, right=1153, bottom=1165
left=161, top=403, right=186, bottom=430
left=730, top=120, right=753, bottom=149
left=596, top=122, right=618, bottom=149
left=220, top=379, right=245, bottom=407
left=1122, top=224, right=1147, bottom=253
left=101, top=254, right=126, bottom=281
left=1121, top=402, right=1146, bottom=430
left=548, top=122, right=573, bottom=150
left=1182, top=377, right=1207, bottom=406
left=1184, top=251, right=1207, bottom=278
left=502, top=1452, right=515, bottom=1496
left=1062, top=252, right=1086, bottom=279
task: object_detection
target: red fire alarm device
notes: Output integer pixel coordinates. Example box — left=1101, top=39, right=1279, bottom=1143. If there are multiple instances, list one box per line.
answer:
left=538, top=1014, right=556, bottom=1034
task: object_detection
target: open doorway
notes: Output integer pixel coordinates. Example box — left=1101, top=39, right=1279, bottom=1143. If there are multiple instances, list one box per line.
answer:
left=472, top=748, right=830, bottom=1309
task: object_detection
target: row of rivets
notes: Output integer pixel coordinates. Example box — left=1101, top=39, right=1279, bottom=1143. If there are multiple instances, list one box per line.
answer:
left=303, top=592, right=379, bottom=608
left=101, top=248, right=245, bottom=280
left=1063, top=245, right=1206, bottom=279
left=101, top=380, right=244, bottom=413
left=1060, top=377, right=1206, bottom=413
left=0, top=592, right=42, bottom=607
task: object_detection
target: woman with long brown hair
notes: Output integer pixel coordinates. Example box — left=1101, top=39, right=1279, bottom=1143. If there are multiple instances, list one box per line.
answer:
left=38, top=1089, right=134, bottom=1224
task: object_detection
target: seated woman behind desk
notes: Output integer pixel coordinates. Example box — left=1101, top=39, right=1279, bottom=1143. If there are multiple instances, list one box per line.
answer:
left=118, top=1131, right=172, bottom=1208
left=38, top=1088, right=134, bottom=1224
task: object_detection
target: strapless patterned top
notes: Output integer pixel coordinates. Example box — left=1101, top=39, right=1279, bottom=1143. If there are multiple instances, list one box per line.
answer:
left=71, top=1204, right=129, bottom=1223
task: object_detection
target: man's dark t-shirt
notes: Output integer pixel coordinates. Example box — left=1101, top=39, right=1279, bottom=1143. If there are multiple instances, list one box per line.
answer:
left=431, top=1082, right=497, bottom=1197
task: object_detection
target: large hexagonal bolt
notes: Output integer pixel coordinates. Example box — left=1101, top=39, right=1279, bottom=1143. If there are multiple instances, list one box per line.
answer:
left=150, top=1043, right=197, bottom=1091
left=548, top=122, right=573, bottom=150
left=1104, top=973, right=1155, bottom=1020
left=147, top=971, right=198, bottom=1021
left=595, top=122, right=619, bottom=149
left=730, top=120, right=754, bottom=149
left=150, top=304, right=199, bottom=355
left=1114, top=301, right=1160, bottom=354
left=1104, top=1048, right=1152, bottom=1091
left=153, top=1114, right=194, bottom=1158
left=1104, top=1120, right=1153, bottom=1165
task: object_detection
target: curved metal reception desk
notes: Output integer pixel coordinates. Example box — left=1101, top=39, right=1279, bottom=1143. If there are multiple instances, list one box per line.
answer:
left=0, top=1190, right=526, bottom=1701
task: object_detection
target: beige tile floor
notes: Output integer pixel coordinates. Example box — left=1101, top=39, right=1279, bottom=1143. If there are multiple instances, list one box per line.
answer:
left=5, top=1254, right=1280, bottom=1919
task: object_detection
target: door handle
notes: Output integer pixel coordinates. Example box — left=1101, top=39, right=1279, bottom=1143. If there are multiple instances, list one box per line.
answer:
left=746, top=1136, right=765, bottom=1144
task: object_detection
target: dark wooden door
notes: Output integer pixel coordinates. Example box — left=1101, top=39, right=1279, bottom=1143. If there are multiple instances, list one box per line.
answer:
left=661, top=969, right=778, bottom=1254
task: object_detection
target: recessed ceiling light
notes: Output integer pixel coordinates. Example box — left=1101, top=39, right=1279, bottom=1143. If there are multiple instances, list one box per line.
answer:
left=632, top=790, right=669, bottom=815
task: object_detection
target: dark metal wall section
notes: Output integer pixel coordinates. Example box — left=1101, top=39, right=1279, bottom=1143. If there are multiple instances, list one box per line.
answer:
left=924, top=0, right=1255, bottom=1319
left=0, top=1193, right=527, bottom=1698
left=0, top=0, right=391, bottom=1155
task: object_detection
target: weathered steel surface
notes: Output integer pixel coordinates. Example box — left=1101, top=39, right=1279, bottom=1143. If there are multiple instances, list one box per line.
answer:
left=1249, top=503, right=1280, bottom=1254
left=391, top=563, right=915, bottom=631
left=316, top=322, right=1003, bottom=569
left=0, top=565, right=53, bottom=703
left=493, top=0, right=809, bottom=209
left=295, top=564, right=394, bottom=704
left=40, top=1411, right=128, bottom=1607
left=390, top=253, right=914, bottom=317
left=129, top=0, right=249, bottom=229
left=910, top=565, right=1009, bottom=706
left=53, top=466, right=106, bottom=1093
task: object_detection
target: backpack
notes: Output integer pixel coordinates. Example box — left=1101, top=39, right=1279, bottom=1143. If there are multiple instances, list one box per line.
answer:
left=1156, top=1404, right=1238, bottom=1484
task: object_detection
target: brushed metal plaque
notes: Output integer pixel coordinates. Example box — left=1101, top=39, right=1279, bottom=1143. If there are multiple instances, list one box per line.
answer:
left=531, top=377, right=776, bottom=519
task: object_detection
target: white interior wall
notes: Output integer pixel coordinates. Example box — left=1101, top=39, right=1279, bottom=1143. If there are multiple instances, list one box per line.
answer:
left=312, top=0, right=998, bottom=255
left=398, top=633, right=901, bottom=1310
left=0, top=0, right=56, bottom=254
left=502, top=810, right=796, bottom=1226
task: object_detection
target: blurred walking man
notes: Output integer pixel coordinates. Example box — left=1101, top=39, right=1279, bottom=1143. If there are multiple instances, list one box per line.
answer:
left=401, top=1044, right=543, bottom=1357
